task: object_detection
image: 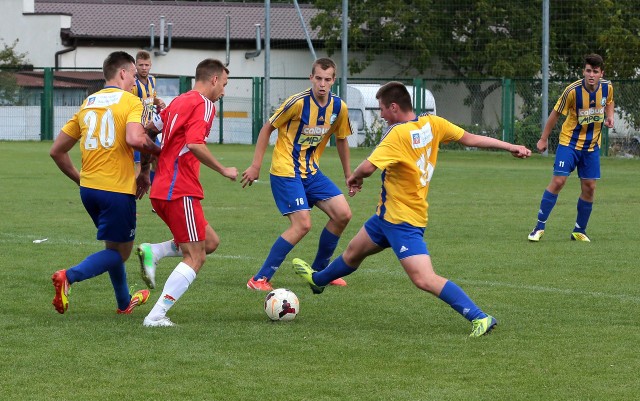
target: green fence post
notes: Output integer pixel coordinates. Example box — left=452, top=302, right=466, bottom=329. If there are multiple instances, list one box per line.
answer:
left=218, top=96, right=224, bottom=144
left=501, top=78, right=514, bottom=142
left=41, top=67, right=54, bottom=140
left=252, top=77, right=264, bottom=144
left=179, top=76, right=192, bottom=94
left=602, top=126, right=609, bottom=156
left=412, top=78, right=423, bottom=114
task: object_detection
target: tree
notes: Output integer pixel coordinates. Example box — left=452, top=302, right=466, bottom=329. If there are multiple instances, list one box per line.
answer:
left=312, top=0, right=541, bottom=125
left=0, top=39, right=28, bottom=105
left=311, top=0, right=640, bottom=127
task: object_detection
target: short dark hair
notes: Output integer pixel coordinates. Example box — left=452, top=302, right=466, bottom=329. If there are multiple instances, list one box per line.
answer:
left=585, top=54, right=604, bottom=70
left=311, top=57, right=337, bottom=77
left=136, top=50, right=151, bottom=61
left=376, top=81, right=413, bottom=112
left=103, top=51, right=135, bottom=81
left=195, top=59, right=229, bottom=82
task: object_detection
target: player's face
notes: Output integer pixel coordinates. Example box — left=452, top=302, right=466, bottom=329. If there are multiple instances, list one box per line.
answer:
left=123, top=63, right=137, bottom=89
left=379, top=100, right=398, bottom=125
left=136, top=59, right=151, bottom=79
left=309, top=67, right=335, bottom=103
left=210, top=71, right=228, bottom=102
left=583, top=64, right=603, bottom=90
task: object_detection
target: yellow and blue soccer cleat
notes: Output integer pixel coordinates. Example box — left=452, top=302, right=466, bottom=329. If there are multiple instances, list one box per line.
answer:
left=571, top=232, right=591, bottom=242
left=292, top=258, right=325, bottom=294
left=470, top=315, right=498, bottom=337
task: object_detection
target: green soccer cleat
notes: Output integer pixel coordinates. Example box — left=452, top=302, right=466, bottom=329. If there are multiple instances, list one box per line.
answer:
left=292, top=258, right=325, bottom=294
left=571, top=232, right=591, bottom=242
left=136, top=243, right=156, bottom=289
left=528, top=228, right=544, bottom=242
left=470, top=315, right=498, bottom=338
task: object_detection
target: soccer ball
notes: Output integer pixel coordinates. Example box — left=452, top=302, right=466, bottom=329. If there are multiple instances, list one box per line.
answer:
left=264, top=288, right=299, bottom=321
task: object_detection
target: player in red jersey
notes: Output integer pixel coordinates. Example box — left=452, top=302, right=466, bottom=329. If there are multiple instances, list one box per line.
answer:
left=140, top=59, right=238, bottom=327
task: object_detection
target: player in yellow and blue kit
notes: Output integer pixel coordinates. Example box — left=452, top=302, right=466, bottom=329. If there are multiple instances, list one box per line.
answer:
left=241, top=58, right=354, bottom=291
left=528, top=54, right=614, bottom=243
left=49, top=51, right=160, bottom=316
left=132, top=50, right=165, bottom=182
left=292, top=81, right=531, bottom=337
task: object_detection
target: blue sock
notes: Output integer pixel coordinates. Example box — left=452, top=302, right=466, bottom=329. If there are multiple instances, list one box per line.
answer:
left=108, top=262, right=131, bottom=311
left=574, top=197, right=593, bottom=233
left=254, top=236, right=294, bottom=281
left=66, top=249, right=122, bottom=284
left=438, top=280, right=486, bottom=322
left=150, top=170, right=155, bottom=184
left=313, top=255, right=356, bottom=286
left=311, top=228, right=340, bottom=271
left=535, top=190, right=558, bottom=230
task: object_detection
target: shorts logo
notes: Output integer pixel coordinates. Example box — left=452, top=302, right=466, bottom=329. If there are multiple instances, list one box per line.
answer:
left=399, top=245, right=408, bottom=253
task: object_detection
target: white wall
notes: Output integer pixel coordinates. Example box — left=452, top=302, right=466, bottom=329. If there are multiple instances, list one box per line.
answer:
left=0, top=0, right=69, bottom=67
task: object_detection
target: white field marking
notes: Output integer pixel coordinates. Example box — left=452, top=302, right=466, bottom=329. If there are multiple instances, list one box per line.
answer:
left=358, top=268, right=640, bottom=304
left=207, top=254, right=262, bottom=261
left=0, top=232, right=100, bottom=246
left=459, top=279, right=640, bottom=304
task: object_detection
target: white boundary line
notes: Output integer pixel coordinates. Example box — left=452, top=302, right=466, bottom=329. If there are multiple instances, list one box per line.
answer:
left=459, top=279, right=640, bottom=304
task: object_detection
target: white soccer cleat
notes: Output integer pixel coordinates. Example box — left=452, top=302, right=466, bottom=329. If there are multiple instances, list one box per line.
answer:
left=528, top=228, right=544, bottom=242
left=143, top=316, right=176, bottom=327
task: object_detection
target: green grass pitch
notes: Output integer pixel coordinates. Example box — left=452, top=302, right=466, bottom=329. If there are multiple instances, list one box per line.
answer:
left=1, top=141, right=638, bottom=400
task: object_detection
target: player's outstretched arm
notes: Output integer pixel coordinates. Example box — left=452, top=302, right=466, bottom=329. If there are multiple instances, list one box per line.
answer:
left=458, top=132, right=531, bottom=159
left=187, top=143, right=238, bottom=181
left=241, top=122, right=276, bottom=188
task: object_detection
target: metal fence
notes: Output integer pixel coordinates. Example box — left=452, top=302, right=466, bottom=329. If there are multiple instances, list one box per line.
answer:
left=1, top=68, right=638, bottom=157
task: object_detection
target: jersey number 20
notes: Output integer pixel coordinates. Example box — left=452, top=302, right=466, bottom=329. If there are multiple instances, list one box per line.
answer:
left=83, top=109, right=116, bottom=150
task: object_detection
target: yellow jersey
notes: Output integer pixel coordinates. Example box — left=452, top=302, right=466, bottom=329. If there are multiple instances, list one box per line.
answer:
left=269, top=89, right=352, bottom=178
left=555, top=78, right=613, bottom=151
left=62, top=87, right=143, bottom=195
left=368, top=114, right=464, bottom=227
left=131, top=75, right=157, bottom=125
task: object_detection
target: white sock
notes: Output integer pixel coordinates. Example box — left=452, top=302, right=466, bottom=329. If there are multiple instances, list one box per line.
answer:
left=151, top=240, right=183, bottom=264
left=146, top=262, right=197, bottom=321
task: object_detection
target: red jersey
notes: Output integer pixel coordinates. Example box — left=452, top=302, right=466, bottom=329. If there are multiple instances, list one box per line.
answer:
left=150, top=90, right=216, bottom=200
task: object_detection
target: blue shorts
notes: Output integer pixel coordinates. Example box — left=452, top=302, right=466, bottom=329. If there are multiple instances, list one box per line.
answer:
left=364, top=215, right=428, bottom=260
left=554, top=144, right=600, bottom=179
left=270, top=171, right=343, bottom=215
left=80, top=187, right=136, bottom=243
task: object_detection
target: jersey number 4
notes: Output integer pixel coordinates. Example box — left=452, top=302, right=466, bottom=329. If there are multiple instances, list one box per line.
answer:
left=83, top=109, right=116, bottom=150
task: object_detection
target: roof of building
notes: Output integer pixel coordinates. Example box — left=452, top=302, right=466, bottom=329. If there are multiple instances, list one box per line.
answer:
left=15, top=71, right=104, bottom=88
left=33, top=0, right=321, bottom=42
